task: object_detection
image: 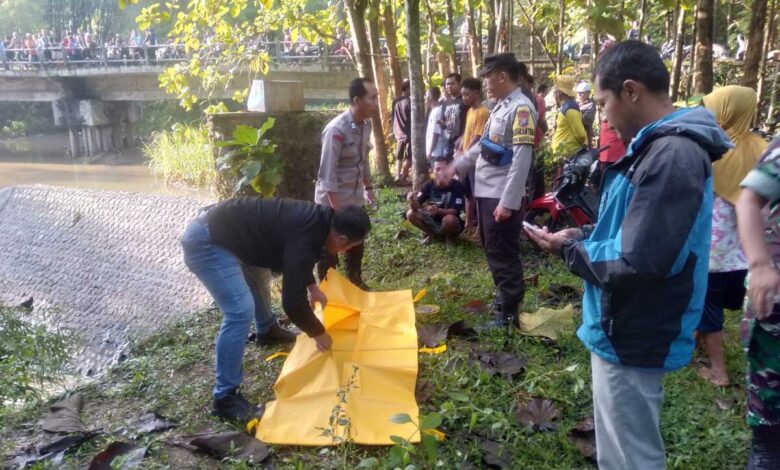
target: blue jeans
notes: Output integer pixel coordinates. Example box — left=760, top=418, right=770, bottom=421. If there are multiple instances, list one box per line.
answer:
left=181, top=218, right=275, bottom=399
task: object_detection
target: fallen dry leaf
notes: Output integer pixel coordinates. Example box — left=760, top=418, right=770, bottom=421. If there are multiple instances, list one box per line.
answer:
left=477, top=437, right=512, bottom=468
left=515, top=398, right=560, bottom=432
left=42, top=393, right=85, bottom=434
left=568, top=416, right=597, bottom=462
left=188, top=432, right=270, bottom=463
left=87, top=441, right=146, bottom=470
left=472, top=351, right=527, bottom=379
left=447, top=320, right=477, bottom=339
left=418, top=323, right=451, bottom=348
left=518, top=304, right=575, bottom=340
left=127, top=412, right=177, bottom=434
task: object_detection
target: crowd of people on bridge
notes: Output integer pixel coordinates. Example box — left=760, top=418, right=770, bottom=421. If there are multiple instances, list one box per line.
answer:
left=0, top=27, right=184, bottom=70
left=179, top=38, right=780, bottom=469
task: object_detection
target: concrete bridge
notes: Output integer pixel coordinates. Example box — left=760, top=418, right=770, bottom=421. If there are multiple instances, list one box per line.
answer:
left=0, top=62, right=361, bottom=158
left=0, top=63, right=359, bottom=103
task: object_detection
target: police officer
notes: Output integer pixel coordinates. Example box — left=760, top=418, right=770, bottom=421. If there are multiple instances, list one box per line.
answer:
left=471, top=53, right=537, bottom=328
left=315, top=77, right=378, bottom=289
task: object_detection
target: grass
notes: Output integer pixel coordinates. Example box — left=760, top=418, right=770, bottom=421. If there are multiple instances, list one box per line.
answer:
left=0, top=188, right=750, bottom=469
left=143, top=123, right=216, bottom=187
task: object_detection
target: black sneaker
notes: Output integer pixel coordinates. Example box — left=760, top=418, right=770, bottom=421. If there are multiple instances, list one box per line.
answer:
left=211, top=390, right=264, bottom=423
left=255, top=324, right=298, bottom=346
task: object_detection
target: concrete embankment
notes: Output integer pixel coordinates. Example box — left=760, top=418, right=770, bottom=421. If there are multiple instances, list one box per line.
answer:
left=0, top=185, right=214, bottom=375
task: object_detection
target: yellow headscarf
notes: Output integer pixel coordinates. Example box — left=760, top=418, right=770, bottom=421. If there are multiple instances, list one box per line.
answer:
left=703, top=85, right=768, bottom=205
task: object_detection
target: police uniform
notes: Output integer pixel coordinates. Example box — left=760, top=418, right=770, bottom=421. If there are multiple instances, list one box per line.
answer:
left=474, top=55, right=537, bottom=326
left=314, top=109, right=372, bottom=286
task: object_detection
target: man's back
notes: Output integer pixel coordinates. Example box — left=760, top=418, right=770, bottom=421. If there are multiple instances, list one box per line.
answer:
left=391, top=96, right=411, bottom=141
left=206, top=197, right=331, bottom=271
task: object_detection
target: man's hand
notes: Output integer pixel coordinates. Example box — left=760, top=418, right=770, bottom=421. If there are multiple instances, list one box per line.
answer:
left=748, top=263, right=780, bottom=320
left=313, top=332, right=333, bottom=352
left=365, top=188, right=377, bottom=207
left=493, top=205, right=512, bottom=223
left=525, top=226, right=580, bottom=255
left=308, top=284, right=328, bottom=310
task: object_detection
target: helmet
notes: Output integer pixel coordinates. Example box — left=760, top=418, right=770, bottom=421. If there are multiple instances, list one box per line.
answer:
left=575, top=81, right=591, bottom=93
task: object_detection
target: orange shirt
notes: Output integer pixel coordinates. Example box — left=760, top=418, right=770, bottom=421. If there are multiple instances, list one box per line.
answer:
left=461, top=105, right=490, bottom=153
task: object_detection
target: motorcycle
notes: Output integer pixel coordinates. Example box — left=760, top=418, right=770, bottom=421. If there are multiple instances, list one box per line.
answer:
left=525, top=146, right=605, bottom=231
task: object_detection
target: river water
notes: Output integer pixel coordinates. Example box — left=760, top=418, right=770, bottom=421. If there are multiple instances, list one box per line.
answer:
left=0, top=133, right=213, bottom=200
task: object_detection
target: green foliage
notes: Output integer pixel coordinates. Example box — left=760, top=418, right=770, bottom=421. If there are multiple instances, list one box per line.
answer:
left=216, top=119, right=281, bottom=197
left=0, top=306, right=71, bottom=405
left=388, top=411, right=445, bottom=466
left=144, top=123, right=216, bottom=187
left=0, top=120, right=29, bottom=138
left=131, top=0, right=341, bottom=110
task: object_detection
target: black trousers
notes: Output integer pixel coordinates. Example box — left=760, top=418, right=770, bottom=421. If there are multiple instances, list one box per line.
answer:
left=316, top=242, right=365, bottom=283
left=477, top=197, right=525, bottom=314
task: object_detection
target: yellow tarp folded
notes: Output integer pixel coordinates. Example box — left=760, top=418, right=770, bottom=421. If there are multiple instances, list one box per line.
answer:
left=255, top=269, right=420, bottom=445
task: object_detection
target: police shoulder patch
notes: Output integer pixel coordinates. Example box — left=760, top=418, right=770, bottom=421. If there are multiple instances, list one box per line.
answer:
left=512, top=104, right=535, bottom=146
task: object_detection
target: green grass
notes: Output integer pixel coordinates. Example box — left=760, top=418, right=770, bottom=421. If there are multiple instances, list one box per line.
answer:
left=143, top=123, right=216, bottom=187
left=0, top=188, right=750, bottom=469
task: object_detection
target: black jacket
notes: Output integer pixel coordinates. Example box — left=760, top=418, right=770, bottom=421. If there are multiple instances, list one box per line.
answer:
left=207, top=197, right=332, bottom=337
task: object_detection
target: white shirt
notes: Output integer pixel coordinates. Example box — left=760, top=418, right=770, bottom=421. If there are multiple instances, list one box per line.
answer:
left=426, top=106, right=446, bottom=159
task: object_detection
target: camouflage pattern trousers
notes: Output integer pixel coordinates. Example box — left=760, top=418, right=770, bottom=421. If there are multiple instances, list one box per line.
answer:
left=744, top=310, right=780, bottom=428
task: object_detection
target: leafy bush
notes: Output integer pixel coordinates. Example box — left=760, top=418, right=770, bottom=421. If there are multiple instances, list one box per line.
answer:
left=144, top=123, right=216, bottom=187
left=216, top=120, right=281, bottom=197
left=0, top=120, right=28, bottom=138
left=0, top=306, right=71, bottom=405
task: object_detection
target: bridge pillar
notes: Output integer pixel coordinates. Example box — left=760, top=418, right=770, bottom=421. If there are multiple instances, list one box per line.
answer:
left=53, top=99, right=141, bottom=158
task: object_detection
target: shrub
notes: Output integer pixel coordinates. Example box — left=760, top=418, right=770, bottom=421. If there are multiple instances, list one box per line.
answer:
left=144, top=123, right=216, bottom=187
left=0, top=306, right=71, bottom=405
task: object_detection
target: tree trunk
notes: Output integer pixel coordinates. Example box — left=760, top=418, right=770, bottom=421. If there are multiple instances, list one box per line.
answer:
left=367, top=0, right=392, bottom=178
left=756, top=0, right=776, bottom=125
left=405, top=0, right=428, bottom=191
left=345, top=0, right=374, bottom=77
left=687, top=3, right=698, bottom=98
left=465, top=0, right=482, bottom=76
left=638, top=0, right=647, bottom=40
left=445, top=0, right=458, bottom=74
left=693, top=0, right=714, bottom=94
left=495, top=0, right=505, bottom=52
left=619, top=0, right=626, bottom=25
left=381, top=0, right=403, bottom=98
left=345, top=0, right=390, bottom=178
left=517, top=1, right=558, bottom=70
left=506, top=0, right=515, bottom=51
left=557, top=0, right=566, bottom=74
left=530, top=15, right=536, bottom=75
left=743, top=0, right=768, bottom=89
left=486, top=0, right=497, bottom=55
left=424, top=0, right=434, bottom=81
left=766, top=68, right=779, bottom=135
left=671, top=2, right=686, bottom=102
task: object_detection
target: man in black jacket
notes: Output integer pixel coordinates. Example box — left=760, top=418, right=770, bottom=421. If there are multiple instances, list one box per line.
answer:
left=181, top=198, right=371, bottom=422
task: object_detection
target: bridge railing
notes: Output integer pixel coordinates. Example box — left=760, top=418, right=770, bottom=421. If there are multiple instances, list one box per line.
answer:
left=0, top=38, right=488, bottom=71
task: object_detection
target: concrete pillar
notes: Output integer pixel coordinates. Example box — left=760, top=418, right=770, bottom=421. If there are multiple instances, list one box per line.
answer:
left=81, top=128, right=90, bottom=156
left=126, top=121, right=135, bottom=148
left=101, top=126, right=113, bottom=151
left=68, top=128, right=80, bottom=159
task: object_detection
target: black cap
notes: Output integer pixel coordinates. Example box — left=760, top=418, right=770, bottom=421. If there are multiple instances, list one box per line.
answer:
left=479, top=52, right=520, bottom=76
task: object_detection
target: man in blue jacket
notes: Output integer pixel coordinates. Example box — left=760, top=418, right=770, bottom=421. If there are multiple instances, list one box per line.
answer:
left=527, top=41, right=732, bottom=470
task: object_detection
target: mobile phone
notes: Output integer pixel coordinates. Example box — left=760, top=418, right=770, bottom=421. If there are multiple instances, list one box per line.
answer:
left=523, top=221, right=542, bottom=233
